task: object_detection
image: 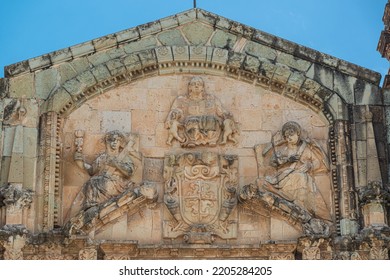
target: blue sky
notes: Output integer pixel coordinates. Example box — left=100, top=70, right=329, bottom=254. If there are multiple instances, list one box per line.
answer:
left=0, top=0, right=388, bottom=83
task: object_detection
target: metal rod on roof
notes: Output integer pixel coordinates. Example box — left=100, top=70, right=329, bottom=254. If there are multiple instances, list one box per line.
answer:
left=194, top=0, right=196, bottom=8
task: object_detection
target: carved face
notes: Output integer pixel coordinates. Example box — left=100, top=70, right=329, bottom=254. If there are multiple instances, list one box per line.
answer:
left=284, top=129, right=300, bottom=146
left=188, top=77, right=205, bottom=100
left=106, top=134, right=122, bottom=152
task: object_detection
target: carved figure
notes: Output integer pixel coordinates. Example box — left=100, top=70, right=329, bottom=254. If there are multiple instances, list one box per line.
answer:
left=165, top=109, right=185, bottom=145
left=166, top=76, right=238, bottom=147
left=260, top=121, right=331, bottom=221
left=74, top=130, right=135, bottom=209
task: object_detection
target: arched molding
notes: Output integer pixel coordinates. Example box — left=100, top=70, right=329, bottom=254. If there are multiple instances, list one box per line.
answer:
left=43, top=46, right=348, bottom=124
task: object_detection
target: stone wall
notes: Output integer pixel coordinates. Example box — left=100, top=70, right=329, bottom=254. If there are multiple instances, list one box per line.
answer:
left=0, top=8, right=389, bottom=259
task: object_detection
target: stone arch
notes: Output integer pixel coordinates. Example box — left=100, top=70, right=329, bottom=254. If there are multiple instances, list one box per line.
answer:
left=43, top=46, right=344, bottom=123
left=42, top=45, right=344, bottom=234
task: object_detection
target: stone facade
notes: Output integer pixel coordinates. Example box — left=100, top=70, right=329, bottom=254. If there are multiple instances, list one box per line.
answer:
left=0, top=8, right=389, bottom=260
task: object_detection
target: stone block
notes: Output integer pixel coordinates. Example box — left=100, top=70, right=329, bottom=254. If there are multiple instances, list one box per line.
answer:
left=70, top=41, right=95, bottom=58
left=131, top=110, right=157, bottom=135
left=105, top=59, right=126, bottom=76
left=183, top=22, right=214, bottom=45
left=287, top=71, right=306, bottom=89
left=306, top=63, right=334, bottom=91
left=77, top=70, right=97, bottom=88
left=195, top=9, right=216, bottom=25
left=274, top=38, right=297, bottom=54
left=158, top=30, right=186, bottom=46
left=63, top=78, right=83, bottom=96
left=70, top=57, right=90, bottom=74
left=333, top=72, right=356, bottom=104
left=295, top=45, right=318, bottom=61
left=301, top=79, right=321, bottom=96
left=326, top=94, right=349, bottom=121
left=215, top=17, right=233, bottom=30
left=57, top=63, right=78, bottom=84
left=100, top=111, right=131, bottom=133
left=29, top=54, right=51, bottom=71
left=51, top=87, right=73, bottom=113
left=138, top=21, right=161, bottom=37
left=354, top=81, right=382, bottom=105
left=239, top=109, right=263, bottom=131
left=160, top=15, right=179, bottom=29
left=189, top=46, right=209, bottom=62
left=123, top=54, right=142, bottom=71
left=0, top=78, right=9, bottom=98
left=172, top=46, right=189, bottom=61
left=107, top=47, right=126, bottom=59
left=177, top=9, right=196, bottom=25
left=241, top=131, right=272, bottom=147
left=338, top=59, right=360, bottom=77
left=230, top=22, right=254, bottom=38
left=35, top=68, right=59, bottom=100
left=91, top=64, right=111, bottom=82
left=8, top=153, right=24, bottom=183
left=244, top=41, right=277, bottom=61
left=317, top=52, right=338, bottom=68
left=227, top=52, right=245, bottom=68
left=258, top=59, right=276, bottom=79
left=87, top=52, right=111, bottom=67
left=4, top=60, right=30, bottom=78
left=8, top=73, right=35, bottom=98
left=138, top=50, right=158, bottom=68
left=50, top=48, right=72, bottom=64
left=23, top=156, right=37, bottom=190
left=210, top=29, right=237, bottom=49
left=156, top=46, right=173, bottom=63
left=22, top=98, right=39, bottom=128
left=212, top=48, right=228, bottom=65
left=243, top=56, right=260, bottom=73
left=252, top=30, right=275, bottom=46
left=272, top=64, right=291, bottom=84
left=92, top=35, right=117, bottom=51
left=115, top=28, right=139, bottom=44
left=3, top=126, right=15, bottom=157
left=276, top=52, right=311, bottom=72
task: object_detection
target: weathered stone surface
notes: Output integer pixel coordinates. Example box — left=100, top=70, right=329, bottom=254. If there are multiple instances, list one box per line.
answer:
left=182, top=22, right=214, bottom=45
left=1, top=7, right=389, bottom=260
left=123, top=37, right=158, bottom=54
left=306, top=63, right=334, bottom=91
left=4, top=60, right=30, bottom=78
left=57, top=63, right=78, bottom=84
left=29, top=54, right=51, bottom=71
left=158, top=30, right=187, bottom=46
left=8, top=73, right=35, bottom=98
left=276, top=52, right=312, bottom=72
left=92, top=35, right=117, bottom=51
left=50, top=48, right=72, bottom=64
left=70, top=41, right=95, bottom=58
left=138, top=21, right=161, bottom=37
left=333, top=72, right=356, bottom=104
left=35, top=68, right=58, bottom=100
left=244, top=41, right=277, bottom=61
left=0, top=78, right=9, bottom=98
left=210, top=30, right=237, bottom=49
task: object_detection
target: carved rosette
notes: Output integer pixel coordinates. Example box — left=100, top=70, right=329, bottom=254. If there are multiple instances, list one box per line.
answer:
left=163, top=152, right=238, bottom=243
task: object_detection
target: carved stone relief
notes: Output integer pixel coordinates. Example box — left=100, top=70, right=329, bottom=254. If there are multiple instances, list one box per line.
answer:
left=163, top=152, right=238, bottom=242
left=252, top=121, right=333, bottom=232
left=165, top=76, right=238, bottom=147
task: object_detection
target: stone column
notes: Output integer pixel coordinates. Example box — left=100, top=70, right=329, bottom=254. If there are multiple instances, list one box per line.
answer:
left=334, top=120, right=359, bottom=235
left=358, top=108, right=389, bottom=228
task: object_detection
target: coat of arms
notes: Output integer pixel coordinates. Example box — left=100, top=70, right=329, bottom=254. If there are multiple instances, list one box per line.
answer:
left=163, top=152, right=238, bottom=243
